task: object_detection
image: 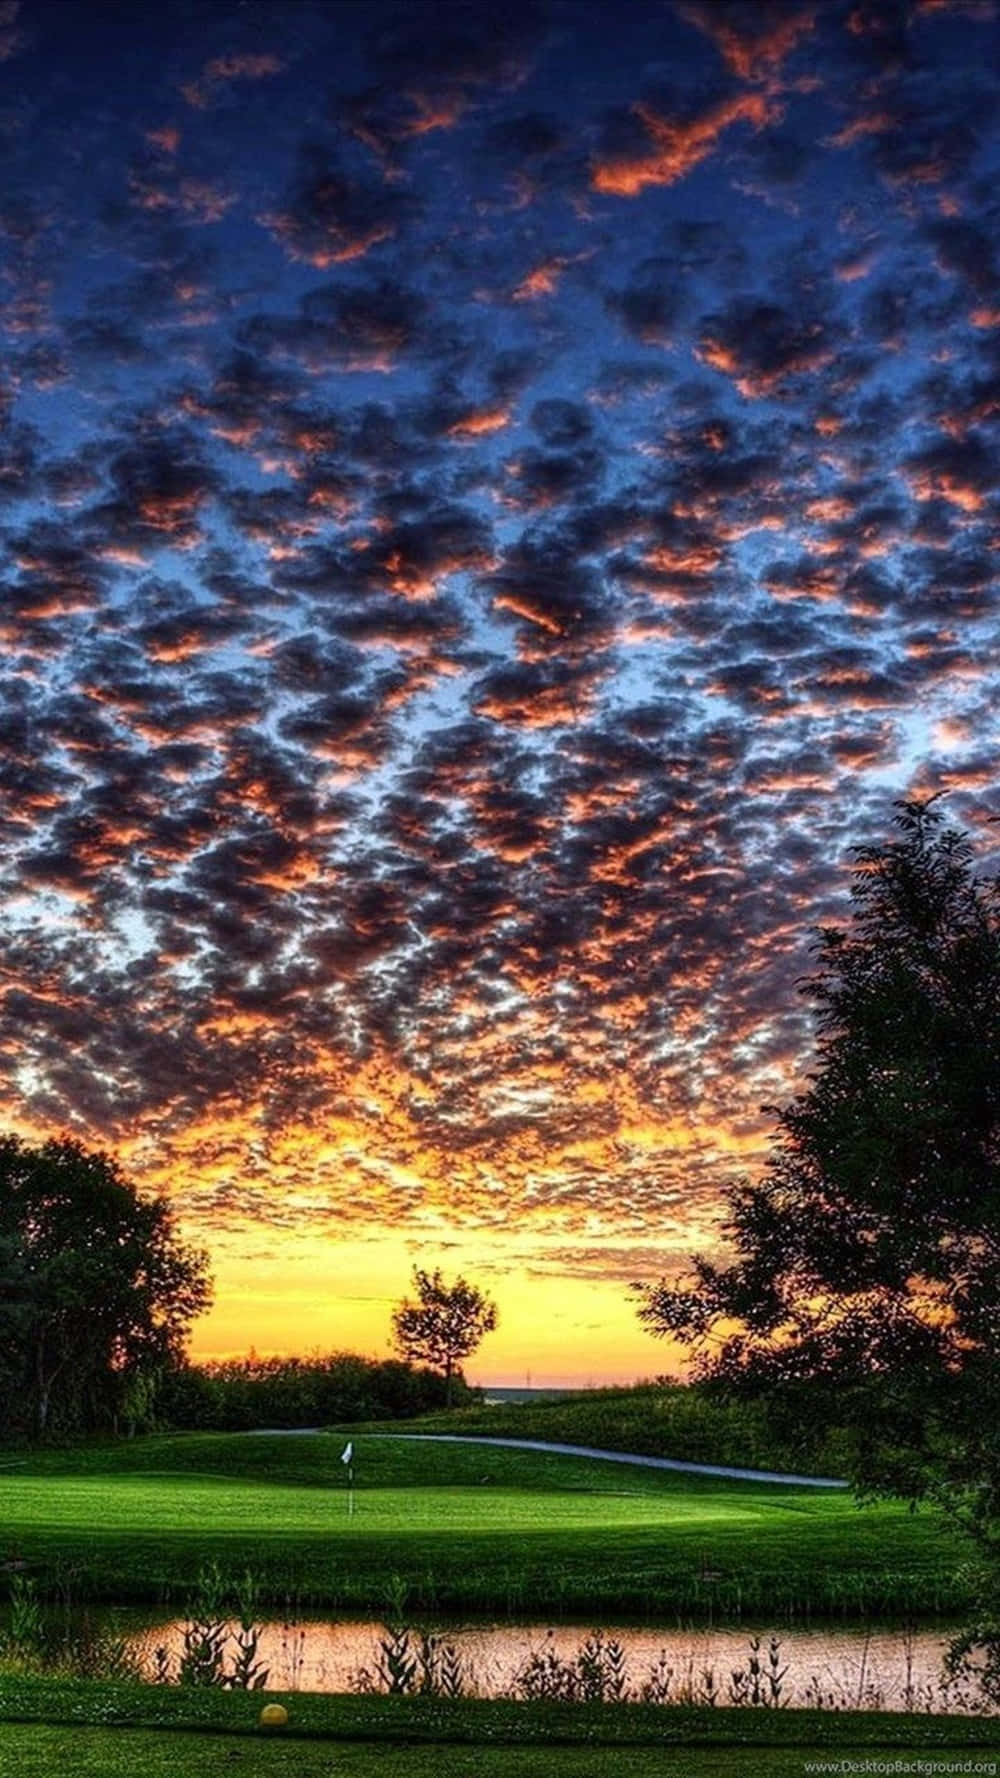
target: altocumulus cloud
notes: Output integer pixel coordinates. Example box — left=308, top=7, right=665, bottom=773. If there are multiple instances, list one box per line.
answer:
left=0, top=0, right=997, bottom=1286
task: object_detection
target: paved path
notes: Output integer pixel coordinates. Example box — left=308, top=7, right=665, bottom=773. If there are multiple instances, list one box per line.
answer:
left=250, top=1427, right=847, bottom=1488
left=379, top=1433, right=847, bottom=1488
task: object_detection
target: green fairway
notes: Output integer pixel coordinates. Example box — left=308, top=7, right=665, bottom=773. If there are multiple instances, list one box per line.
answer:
left=0, top=1432, right=969, bottom=1617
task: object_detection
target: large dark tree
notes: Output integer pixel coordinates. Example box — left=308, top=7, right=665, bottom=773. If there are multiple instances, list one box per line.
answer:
left=0, top=1135, right=212, bottom=1439
left=637, top=800, right=1000, bottom=1562
left=391, top=1268, right=498, bottom=1406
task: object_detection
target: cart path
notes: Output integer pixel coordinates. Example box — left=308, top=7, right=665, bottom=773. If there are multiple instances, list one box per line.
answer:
left=252, top=1428, right=847, bottom=1488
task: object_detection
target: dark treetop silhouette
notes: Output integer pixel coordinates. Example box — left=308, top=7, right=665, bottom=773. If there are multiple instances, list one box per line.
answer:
left=0, top=1135, right=211, bottom=1439
left=392, top=1267, right=498, bottom=1406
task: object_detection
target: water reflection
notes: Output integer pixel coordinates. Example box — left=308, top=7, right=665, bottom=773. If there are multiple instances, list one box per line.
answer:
left=122, top=1616, right=975, bottom=1712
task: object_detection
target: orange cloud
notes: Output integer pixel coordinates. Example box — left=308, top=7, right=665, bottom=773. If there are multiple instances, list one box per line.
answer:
left=400, top=90, right=468, bottom=137
left=446, top=406, right=512, bottom=438
left=513, top=259, right=569, bottom=301
left=146, top=126, right=180, bottom=155
left=827, top=111, right=895, bottom=148
left=676, top=3, right=811, bottom=81
left=805, top=496, right=852, bottom=522
left=695, top=330, right=833, bottom=398
left=183, top=52, right=284, bottom=110
left=644, top=542, right=724, bottom=576
left=259, top=213, right=395, bottom=268
left=906, top=469, right=985, bottom=512
left=678, top=4, right=816, bottom=82
left=834, top=249, right=878, bottom=282
left=129, top=174, right=237, bottom=224
left=474, top=683, right=599, bottom=728
left=591, top=92, right=776, bottom=196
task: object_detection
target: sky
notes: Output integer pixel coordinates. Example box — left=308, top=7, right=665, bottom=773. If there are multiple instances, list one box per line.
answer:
left=1, top=0, right=998, bottom=1385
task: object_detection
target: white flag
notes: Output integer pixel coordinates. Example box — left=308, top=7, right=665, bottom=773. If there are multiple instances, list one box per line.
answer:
left=341, top=1441, right=353, bottom=1465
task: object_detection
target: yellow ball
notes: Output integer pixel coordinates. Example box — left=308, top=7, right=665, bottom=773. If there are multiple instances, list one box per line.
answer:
left=258, top=1703, right=288, bottom=1728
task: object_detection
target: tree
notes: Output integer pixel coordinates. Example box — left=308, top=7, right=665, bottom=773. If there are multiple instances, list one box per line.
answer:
left=391, top=1268, right=498, bottom=1405
left=0, top=1134, right=212, bottom=1440
left=637, top=799, right=1000, bottom=1543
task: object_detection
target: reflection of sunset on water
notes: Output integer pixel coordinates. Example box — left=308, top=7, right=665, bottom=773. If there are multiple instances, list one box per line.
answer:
left=128, top=1616, right=956, bottom=1711
left=1, top=0, right=998, bottom=1380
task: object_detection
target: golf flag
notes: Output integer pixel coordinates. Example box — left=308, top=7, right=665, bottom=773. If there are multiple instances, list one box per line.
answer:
left=342, top=1439, right=355, bottom=1517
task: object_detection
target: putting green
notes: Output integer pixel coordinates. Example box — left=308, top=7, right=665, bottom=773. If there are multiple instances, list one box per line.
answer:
left=0, top=1431, right=968, bottom=1617
left=1, top=1469, right=809, bottom=1532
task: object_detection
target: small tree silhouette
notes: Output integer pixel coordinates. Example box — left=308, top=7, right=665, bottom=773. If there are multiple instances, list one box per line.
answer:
left=391, top=1268, right=498, bottom=1406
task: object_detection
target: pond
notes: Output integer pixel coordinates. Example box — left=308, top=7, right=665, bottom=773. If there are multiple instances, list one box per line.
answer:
left=105, top=1614, right=989, bottom=1713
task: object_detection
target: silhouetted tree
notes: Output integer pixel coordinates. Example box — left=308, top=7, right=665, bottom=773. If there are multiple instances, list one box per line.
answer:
left=637, top=800, right=1000, bottom=1543
left=0, top=1135, right=211, bottom=1439
left=391, top=1268, right=498, bottom=1405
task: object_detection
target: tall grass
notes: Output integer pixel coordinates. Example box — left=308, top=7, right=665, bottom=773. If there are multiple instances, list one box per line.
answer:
left=14, top=1590, right=991, bottom=1718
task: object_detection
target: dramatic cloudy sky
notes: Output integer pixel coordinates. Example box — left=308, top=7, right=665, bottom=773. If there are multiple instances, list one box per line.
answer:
left=1, top=0, right=998, bottom=1380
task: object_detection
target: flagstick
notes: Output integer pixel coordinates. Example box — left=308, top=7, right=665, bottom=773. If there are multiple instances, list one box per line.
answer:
left=340, top=1440, right=356, bottom=1516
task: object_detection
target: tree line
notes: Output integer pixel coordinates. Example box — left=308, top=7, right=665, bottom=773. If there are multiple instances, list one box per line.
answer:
left=159, top=1350, right=480, bottom=1430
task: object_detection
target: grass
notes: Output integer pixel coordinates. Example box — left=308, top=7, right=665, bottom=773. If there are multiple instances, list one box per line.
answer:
left=2, top=1676, right=999, bottom=1777
left=0, top=1431, right=971, bottom=1618
left=407, top=1382, right=849, bottom=1475
left=7, top=1723, right=1000, bottom=1778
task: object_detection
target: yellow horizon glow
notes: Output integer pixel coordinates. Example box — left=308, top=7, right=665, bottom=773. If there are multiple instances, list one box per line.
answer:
left=4, top=1076, right=750, bottom=1388
left=184, top=1228, right=689, bottom=1388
